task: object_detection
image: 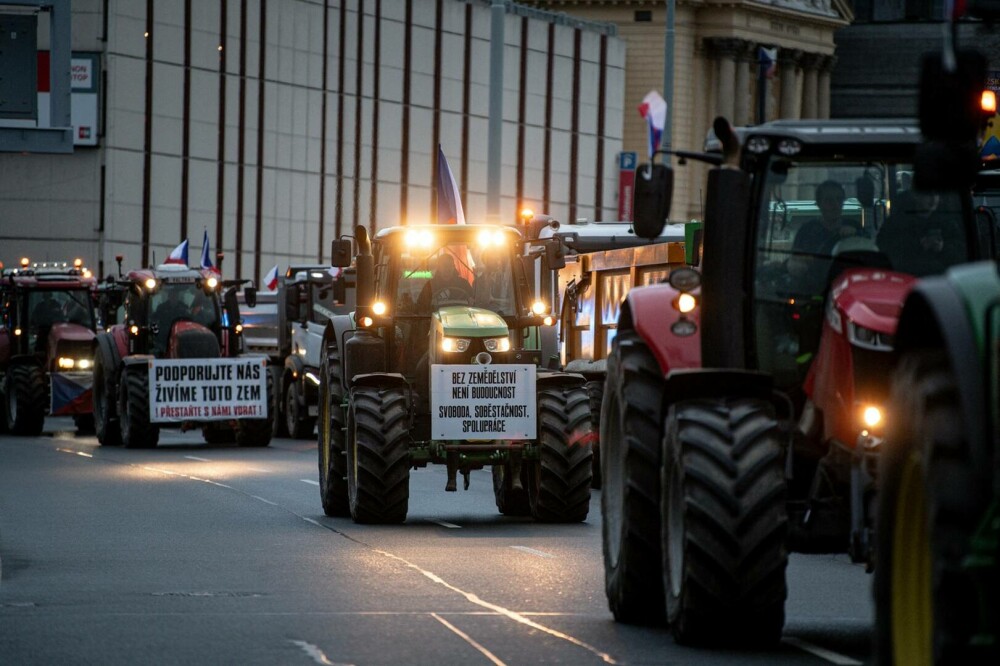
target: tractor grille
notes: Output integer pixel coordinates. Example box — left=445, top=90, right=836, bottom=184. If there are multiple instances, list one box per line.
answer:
left=173, top=329, right=221, bottom=359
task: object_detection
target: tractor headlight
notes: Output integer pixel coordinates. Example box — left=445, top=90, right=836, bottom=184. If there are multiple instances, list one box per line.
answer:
left=144, top=278, right=157, bottom=291
left=206, top=276, right=219, bottom=290
left=531, top=300, right=547, bottom=315
left=674, top=293, right=697, bottom=314
left=372, top=301, right=387, bottom=316
left=78, top=359, right=92, bottom=370
left=847, top=322, right=894, bottom=351
left=57, top=357, right=75, bottom=369
left=57, top=357, right=92, bottom=370
left=862, top=405, right=883, bottom=429
left=484, top=337, right=510, bottom=353
left=442, top=337, right=471, bottom=353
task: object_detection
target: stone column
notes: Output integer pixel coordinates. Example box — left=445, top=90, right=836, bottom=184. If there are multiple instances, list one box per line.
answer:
left=705, top=37, right=743, bottom=122
left=800, top=53, right=823, bottom=119
left=818, top=55, right=837, bottom=119
left=779, top=48, right=803, bottom=119
left=734, top=42, right=755, bottom=126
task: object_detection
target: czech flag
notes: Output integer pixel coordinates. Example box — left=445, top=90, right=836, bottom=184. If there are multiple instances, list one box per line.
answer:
left=759, top=47, right=778, bottom=80
left=165, top=239, right=189, bottom=265
left=436, top=145, right=466, bottom=226
left=264, top=264, right=280, bottom=291
left=200, top=229, right=219, bottom=274
left=638, top=91, right=667, bottom=159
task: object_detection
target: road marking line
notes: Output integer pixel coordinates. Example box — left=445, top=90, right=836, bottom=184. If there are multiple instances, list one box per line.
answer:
left=301, top=479, right=320, bottom=486
left=432, top=520, right=461, bottom=529
left=783, top=637, right=862, bottom=665
left=373, top=549, right=617, bottom=664
left=56, top=448, right=92, bottom=458
left=302, top=517, right=322, bottom=527
left=510, top=546, right=555, bottom=558
left=431, top=613, right=506, bottom=666
left=246, top=467, right=269, bottom=473
left=251, top=496, right=278, bottom=506
left=184, top=456, right=211, bottom=462
left=288, top=639, right=351, bottom=666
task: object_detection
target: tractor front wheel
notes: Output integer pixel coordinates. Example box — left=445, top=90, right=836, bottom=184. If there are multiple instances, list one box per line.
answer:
left=236, top=367, right=274, bottom=447
left=601, top=331, right=666, bottom=624
left=660, top=399, right=788, bottom=647
left=492, top=462, right=531, bottom=517
left=318, top=341, right=350, bottom=516
left=346, top=385, right=410, bottom=524
left=93, top=349, right=121, bottom=446
left=119, top=367, right=159, bottom=448
left=285, top=380, right=315, bottom=439
left=5, top=365, right=47, bottom=436
left=527, top=384, right=593, bottom=522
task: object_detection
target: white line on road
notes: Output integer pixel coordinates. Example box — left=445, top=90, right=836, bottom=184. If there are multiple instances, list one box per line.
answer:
left=302, top=517, right=322, bottom=527
left=301, top=479, right=320, bottom=486
left=783, top=637, right=862, bottom=665
left=431, top=520, right=461, bottom=529
left=246, top=467, right=269, bottom=473
left=374, top=549, right=616, bottom=664
left=184, top=456, right=211, bottom=462
left=56, top=448, right=92, bottom=458
left=251, top=496, right=278, bottom=506
left=288, top=639, right=353, bottom=666
left=431, top=613, right=506, bottom=666
left=509, top=546, right=555, bottom=559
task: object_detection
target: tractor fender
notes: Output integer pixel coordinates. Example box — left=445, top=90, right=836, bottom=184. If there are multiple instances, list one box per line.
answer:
left=122, top=355, right=154, bottom=368
left=536, top=370, right=586, bottom=390
left=350, top=372, right=410, bottom=391
left=6, top=353, right=43, bottom=368
left=96, top=332, right=122, bottom=373
left=619, top=283, right=701, bottom=376
left=563, top=358, right=607, bottom=382
left=662, top=368, right=778, bottom=410
left=284, top=354, right=305, bottom=382
left=892, top=276, right=990, bottom=483
left=321, top=315, right=355, bottom=395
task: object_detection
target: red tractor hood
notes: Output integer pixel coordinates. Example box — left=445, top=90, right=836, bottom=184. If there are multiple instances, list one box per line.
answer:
left=48, top=322, right=97, bottom=345
left=829, top=268, right=917, bottom=334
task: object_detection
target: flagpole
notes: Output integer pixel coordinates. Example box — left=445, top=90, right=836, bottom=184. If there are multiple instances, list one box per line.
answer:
left=662, top=0, right=675, bottom=153
left=757, top=48, right=766, bottom=125
left=487, top=0, right=505, bottom=222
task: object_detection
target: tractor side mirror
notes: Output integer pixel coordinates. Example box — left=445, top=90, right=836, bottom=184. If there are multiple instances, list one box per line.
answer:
left=545, top=239, right=566, bottom=270
left=243, top=285, right=257, bottom=309
left=285, top=285, right=301, bottom=321
left=224, top=289, right=240, bottom=326
left=632, top=164, right=673, bottom=240
left=331, top=239, right=353, bottom=267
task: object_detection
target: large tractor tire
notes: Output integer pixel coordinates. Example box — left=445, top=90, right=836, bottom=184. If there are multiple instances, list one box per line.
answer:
left=270, top=365, right=286, bottom=439
left=93, top=349, right=121, bottom=446
left=318, top=341, right=350, bottom=516
left=285, top=380, right=315, bottom=439
left=492, top=462, right=531, bottom=517
left=235, top=368, right=274, bottom=447
left=875, top=351, right=988, bottom=666
left=601, top=331, right=667, bottom=624
left=586, top=379, right=604, bottom=489
left=346, top=385, right=410, bottom=524
left=527, top=384, right=593, bottom=522
left=660, top=398, right=788, bottom=647
left=119, top=366, right=159, bottom=448
left=4, top=364, right=47, bottom=436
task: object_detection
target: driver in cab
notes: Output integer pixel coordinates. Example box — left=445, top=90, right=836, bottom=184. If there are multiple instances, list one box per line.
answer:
left=417, top=253, right=471, bottom=312
left=786, top=180, right=863, bottom=291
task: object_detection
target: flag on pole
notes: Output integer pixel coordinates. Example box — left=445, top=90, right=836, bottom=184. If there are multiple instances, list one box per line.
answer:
left=759, top=47, right=778, bottom=80
left=264, top=264, right=280, bottom=291
left=200, top=229, right=219, bottom=274
left=165, top=239, right=189, bottom=266
left=436, top=145, right=466, bottom=225
left=638, top=91, right=668, bottom=160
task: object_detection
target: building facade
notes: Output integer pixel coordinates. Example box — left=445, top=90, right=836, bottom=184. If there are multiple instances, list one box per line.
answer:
left=0, top=0, right=625, bottom=284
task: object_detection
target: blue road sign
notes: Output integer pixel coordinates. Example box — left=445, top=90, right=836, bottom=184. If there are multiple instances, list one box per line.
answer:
left=619, top=151, right=637, bottom=171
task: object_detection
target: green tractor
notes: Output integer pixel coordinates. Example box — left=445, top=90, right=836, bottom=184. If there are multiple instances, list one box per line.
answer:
left=316, top=224, right=594, bottom=523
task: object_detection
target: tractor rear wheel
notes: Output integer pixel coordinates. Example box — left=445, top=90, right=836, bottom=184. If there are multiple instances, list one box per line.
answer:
left=236, top=367, right=274, bottom=447
left=660, top=399, right=788, bottom=647
left=318, top=341, right=350, bottom=516
left=527, top=384, right=593, bottom=522
left=93, top=349, right=121, bottom=446
left=601, top=331, right=666, bottom=624
left=876, top=351, right=987, bottom=665
left=5, top=365, right=47, bottom=436
left=493, top=462, right=531, bottom=517
left=270, top=365, right=286, bottom=439
left=120, top=367, right=159, bottom=448
left=346, top=385, right=410, bottom=524
left=586, top=379, right=604, bottom=489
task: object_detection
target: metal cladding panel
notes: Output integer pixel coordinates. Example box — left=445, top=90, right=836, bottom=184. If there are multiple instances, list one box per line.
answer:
left=0, top=14, right=38, bottom=120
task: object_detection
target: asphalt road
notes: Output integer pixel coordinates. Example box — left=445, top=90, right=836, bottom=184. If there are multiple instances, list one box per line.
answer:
left=1, top=418, right=872, bottom=665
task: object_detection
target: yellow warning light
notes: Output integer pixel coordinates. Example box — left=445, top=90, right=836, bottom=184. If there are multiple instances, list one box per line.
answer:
left=983, top=90, right=997, bottom=114
left=20, top=257, right=29, bottom=267
left=520, top=208, right=534, bottom=222
left=74, top=258, right=83, bottom=268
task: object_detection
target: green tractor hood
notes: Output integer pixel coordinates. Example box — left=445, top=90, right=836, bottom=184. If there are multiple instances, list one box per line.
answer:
left=435, top=306, right=508, bottom=337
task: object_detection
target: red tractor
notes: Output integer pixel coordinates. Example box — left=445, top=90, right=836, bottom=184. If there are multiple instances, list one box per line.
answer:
left=0, top=258, right=99, bottom=435
left=93, top=262, right=272, bottom=448
left=600, top=118, right=997, bottom=646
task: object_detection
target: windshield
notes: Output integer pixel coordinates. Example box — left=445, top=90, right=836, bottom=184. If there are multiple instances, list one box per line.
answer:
left=754, top=159, right=970, bottom=386
left=149, top=282, right=219, bottom=329
left=27, top=289, right=95, bottom=331
left=393, top=240, right=517, bottom=316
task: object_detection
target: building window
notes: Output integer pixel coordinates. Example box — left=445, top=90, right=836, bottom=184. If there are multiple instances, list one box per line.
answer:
left=634, top=10, right=652, bottom=22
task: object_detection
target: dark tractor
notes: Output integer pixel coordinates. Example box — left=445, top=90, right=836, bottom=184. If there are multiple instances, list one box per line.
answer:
left=92, top=262, right=272, bottom=448
left=316, top=223, right=593, bottom=523
left=0, top=258, right=99, bottom=435
left=600, top=118, right=996, bottom=647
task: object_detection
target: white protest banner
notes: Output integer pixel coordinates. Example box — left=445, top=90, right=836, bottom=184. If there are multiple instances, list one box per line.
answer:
left=431, top=364, right=536, bottom=440
left=148, top=358, right=268, bottom=423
